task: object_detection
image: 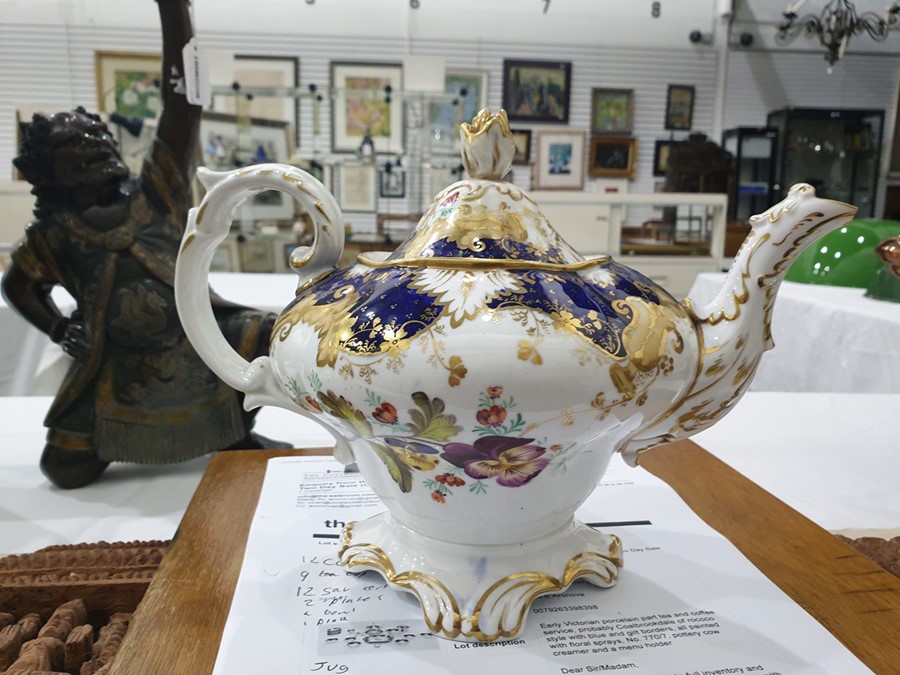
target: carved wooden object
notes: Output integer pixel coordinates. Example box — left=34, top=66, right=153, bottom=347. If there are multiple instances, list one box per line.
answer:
left=0, top=540, right=165, bottom=674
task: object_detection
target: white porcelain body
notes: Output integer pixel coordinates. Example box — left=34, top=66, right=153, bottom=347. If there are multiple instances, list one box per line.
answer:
left=270, top=246, right=697, bottom=546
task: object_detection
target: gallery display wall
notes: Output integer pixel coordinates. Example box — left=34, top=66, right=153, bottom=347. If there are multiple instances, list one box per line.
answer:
left=1, top=2, right=898, bottom=221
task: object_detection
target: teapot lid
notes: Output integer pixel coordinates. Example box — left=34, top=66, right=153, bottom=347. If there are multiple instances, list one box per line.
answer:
left=369, top=109, right=592, bottom=270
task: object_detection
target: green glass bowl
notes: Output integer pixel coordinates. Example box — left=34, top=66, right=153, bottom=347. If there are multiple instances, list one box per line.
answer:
left=865, top=267, right=900, bottom=303
left=785, top=219, right=900, bottom=288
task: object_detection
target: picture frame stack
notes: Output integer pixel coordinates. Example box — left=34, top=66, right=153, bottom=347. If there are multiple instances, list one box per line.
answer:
left=500, top=58, right=578, bottom=188
left=587, top=87, right=637, bottom=180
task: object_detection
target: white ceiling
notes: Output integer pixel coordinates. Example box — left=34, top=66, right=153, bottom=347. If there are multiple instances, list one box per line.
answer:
left=3, top=0, right=899, bottom=55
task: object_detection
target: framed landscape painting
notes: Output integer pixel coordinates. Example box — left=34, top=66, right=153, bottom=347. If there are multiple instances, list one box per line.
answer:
left=533, top=130, right=585, bottom=190
left=502, top=59, right=572, bottom=124
left=590, top=88, right=634, bottom=135
left=95, top=51, right=161, bottom=119
left=331, top=61, right=404, bottom=154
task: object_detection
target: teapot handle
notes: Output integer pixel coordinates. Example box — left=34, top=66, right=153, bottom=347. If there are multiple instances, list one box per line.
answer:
left=175, top=163, right=353, bottom=459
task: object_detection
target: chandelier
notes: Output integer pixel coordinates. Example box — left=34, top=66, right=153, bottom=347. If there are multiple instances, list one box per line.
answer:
left=776, top=0, right=900, bottom=67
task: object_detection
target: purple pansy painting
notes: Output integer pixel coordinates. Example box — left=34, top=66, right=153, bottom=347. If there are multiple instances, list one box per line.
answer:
left=441, top=436, right=550, bottom=487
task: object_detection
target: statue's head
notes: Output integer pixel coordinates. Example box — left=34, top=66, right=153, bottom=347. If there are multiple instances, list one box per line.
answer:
left=13, top=107, right=129, bottom=190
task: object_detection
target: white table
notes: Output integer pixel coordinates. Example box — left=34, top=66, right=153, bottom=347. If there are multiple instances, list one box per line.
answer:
left=207, top=271, right=300, bottom=312
left=688, top=273, right=900, bottom=393
left=1, top=392, right=897, bottom=556
left=0, top=397, right=335, bottom=556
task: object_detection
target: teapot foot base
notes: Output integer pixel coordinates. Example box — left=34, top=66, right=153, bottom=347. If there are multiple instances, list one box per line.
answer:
left=337, top=513, right=623, bottom=642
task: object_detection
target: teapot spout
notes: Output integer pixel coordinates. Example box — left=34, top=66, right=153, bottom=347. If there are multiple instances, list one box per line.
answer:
left=621, top=184, right=857, bottom=463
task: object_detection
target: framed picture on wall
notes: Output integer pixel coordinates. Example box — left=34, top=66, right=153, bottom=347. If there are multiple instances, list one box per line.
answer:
left=200, top=111, right=291, bottom=168
left=212, top=54, right=300, bottom=147
left=331, top=61, right=404, bottom=154
left=653, top=139, right=681, bottom=176
left=94, top=51, right=161, bottom=119
left=589, top=136, right=637, bottom=179
left=533, top=129, right=585, bottom=190
left=378, top=168, right=406, bottom=198
left=590, top=88, right=634, bottom=135
left=510, top=128, right=532, bottom=165
left=339, top=163, right=377, bottom=212
left=199, top=111, right=294, bottom=220
left=429, top=68, right=488, bottom=154
left=238, top=238, right=277, bottom=273
left=502, top=59, right=572, bottom=124
left=665, top=84, right=695, bottom=131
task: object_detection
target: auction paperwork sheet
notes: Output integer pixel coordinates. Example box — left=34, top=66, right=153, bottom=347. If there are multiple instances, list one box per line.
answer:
left=212, top=455, right=872, bottom=675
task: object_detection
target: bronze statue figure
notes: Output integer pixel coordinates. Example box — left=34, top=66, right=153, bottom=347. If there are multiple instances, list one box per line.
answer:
left=2, top=0, right=280, bottom=488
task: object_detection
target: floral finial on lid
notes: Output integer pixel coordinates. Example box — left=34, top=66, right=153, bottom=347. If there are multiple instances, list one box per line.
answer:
left=459, top=109, right=516, bottom=181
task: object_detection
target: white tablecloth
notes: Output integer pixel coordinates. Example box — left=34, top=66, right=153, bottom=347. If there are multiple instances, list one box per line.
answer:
left=1, top=393, right=897, bottom=556
left=688, top=273, right=900, bottom=393
left=0, top=397, right=336, bottom=556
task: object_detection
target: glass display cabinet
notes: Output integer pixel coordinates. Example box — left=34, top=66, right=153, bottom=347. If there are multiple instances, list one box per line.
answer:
left=767, top=107, right=885, bottom=217
left=722, top=126, right=778, bottom=222
left=530, top=190, right=728, bottom=297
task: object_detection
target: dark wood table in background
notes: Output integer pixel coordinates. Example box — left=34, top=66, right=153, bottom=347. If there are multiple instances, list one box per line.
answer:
left=108, top=441, right=900, bottom=674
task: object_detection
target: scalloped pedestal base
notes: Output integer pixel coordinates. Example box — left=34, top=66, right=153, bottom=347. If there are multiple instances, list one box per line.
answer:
left=337, top=513, right=623, bottom=642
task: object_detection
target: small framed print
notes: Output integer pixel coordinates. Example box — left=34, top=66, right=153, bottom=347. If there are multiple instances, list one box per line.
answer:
left=338, top=163, right=377, bottom=212
left=331, top=61, right=404, bottom=154
left=590, top=88, right=634, bottom=135
left=589, top=136, right=637, bottom=179
left=200, top=112, right=294, bottom=221
left=379, top=168, right=406, bottom=198
left=502, top=59, right=572, bottom=124
left=533, top=130, right=585, bottom=190
left=238, top=238, right=276, bottom=273
left=665, top=84, right=695, bottom=131
left=510, top=128, right=532, bottom=165
left=94, top=50, right=161, bottom=119
left=653, top=139, right=681, bottom=177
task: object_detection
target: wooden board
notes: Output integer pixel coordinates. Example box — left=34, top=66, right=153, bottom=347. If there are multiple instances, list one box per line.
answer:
left=639, top=440, right=900, bottom=672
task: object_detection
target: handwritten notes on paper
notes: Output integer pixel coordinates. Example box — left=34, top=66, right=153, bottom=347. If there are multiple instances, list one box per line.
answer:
left=212, top=456, right=872, bottom=675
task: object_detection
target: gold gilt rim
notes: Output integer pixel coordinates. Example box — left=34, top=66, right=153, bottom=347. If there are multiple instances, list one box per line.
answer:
left=338, top=523, right=622, bottom=642
left=356, top=253, right=611, bottom=272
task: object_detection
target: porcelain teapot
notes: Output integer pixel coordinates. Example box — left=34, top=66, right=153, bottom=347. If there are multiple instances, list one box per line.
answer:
left=174, top=110, right=857, bottom=642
